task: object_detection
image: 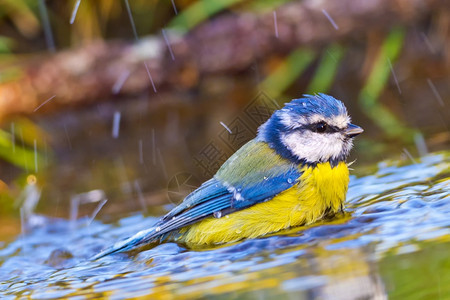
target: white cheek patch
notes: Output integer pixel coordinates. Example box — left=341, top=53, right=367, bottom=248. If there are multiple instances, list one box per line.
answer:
left=281, top=131, right=351, bottom=163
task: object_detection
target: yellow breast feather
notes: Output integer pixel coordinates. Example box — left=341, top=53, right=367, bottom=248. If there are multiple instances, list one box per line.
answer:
left=179, top=162, right=349, bottom=246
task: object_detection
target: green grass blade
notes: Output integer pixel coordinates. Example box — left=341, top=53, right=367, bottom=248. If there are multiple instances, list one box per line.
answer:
left=359, top=27, right=412, bottom=138
left=169, top=0, right=244, bottom=33
left=0, top=129, right=42, bottom=171
left=307, top=44, right=345, bottom=94
left=259, top=48, right=316, bottom=98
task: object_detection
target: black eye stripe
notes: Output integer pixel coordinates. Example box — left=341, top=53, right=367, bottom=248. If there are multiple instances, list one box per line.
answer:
left=298, top=122, right=340, bottom=133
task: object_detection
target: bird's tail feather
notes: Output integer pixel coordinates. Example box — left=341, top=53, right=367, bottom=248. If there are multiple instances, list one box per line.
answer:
left=91, top=226, right=160, bottom=260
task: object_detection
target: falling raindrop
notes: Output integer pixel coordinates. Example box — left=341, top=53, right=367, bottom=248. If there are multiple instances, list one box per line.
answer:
left=34, top=139, right=38, bottom=173
left=88, top=199, right=107, bottom=226
left=64, top=123, right=72, bottom=149
left=273, top=11, right=279, bottom=38
left=171, top=0, right=178, bottom=15
left=402, top=148, right=417, bottom=164
left=34, top=95, right=56, bottom=112
left=321, top=9, right=339, bottom=30
left=387, top=58, right=401, bottom=94
left=427, top=78, right=444, bottom=106
left=112, top=70, right=131, bottom=94
left=144, top=62, right=158, bottom=93
left=10, top=122, right=15, bottom=153
left=124, top=0, right=139, bottom=41
left=151, top=128, right=156, bottom=165
left=420, top=32, right=436, bottom=54
left=112, top=111, right=121, bottom=139
left=162, top=29, right=175, bottom=61
left=134, top=180, right=147, bottom=213
left=37, top=0, right=55, bottom=52
left=220, top=121, right=232, bottom=134
left=70, top=0, right=82, bottom=24
left=414, top=132, right=428, bottom=157
left=19, top=129, right=28, bottom=173
left=157, top=148, right=168, bottom=180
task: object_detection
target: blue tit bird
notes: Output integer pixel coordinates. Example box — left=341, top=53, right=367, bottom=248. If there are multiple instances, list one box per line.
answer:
left=93, top=93, right=363, bottom=259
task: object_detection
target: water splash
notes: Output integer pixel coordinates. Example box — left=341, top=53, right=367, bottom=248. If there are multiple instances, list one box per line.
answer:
left=0, top=152, right=448, bottom=298
left=70, top=189, right=108, bottom=228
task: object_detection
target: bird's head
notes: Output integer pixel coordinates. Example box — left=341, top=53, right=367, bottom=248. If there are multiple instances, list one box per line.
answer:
left=257, top=94, right=363, bottom=167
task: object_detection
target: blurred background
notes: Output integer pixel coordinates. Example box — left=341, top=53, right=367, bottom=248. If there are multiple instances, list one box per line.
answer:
left=0, top=0, right=448, bottom=238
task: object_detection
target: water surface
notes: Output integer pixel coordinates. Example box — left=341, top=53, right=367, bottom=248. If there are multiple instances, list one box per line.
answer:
left=0, top=152, right=448, bottom=299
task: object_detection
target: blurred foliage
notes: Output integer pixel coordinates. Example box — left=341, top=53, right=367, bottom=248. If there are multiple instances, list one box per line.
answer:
left=259, top=48, right=316, bottom=99
left=0, top=0, right=444, bottom=176
left=0, top=35, right=13, bottom=53
left=306, top=44, right=346, bottom=94
left=0, top=118, right=46, bottom=171
left=0, top=1, right=424, bottom=135
left=0, top=118, right=46, bottom=215
left=168, top=0, right=290, bottom=32
left=358, top=27, right=412, bottom=140
left=169, top=0, right=245, bottom=33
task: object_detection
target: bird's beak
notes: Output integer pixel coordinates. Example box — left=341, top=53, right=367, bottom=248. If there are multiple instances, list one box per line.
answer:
left=345, top=123, right=364, bottom=138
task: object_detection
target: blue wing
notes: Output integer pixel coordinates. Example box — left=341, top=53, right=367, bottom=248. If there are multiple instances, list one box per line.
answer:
left=92, top=140, right=301, bottom=259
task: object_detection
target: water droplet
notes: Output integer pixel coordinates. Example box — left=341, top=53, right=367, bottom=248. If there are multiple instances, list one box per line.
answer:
left=155, top=226, right=161, bottom=232
left=235, top=229, right=242, bottom=234
left=234, top=193, right=243, bottom=201
left=213, top=211, right=222, bottom=218
left=287, top=178, right=293, bottom=184
left=171, top=217, right=176, bottom=220
left=263, top=176, right=268, bottom=180
left=225, top=215, right=230, bottom=219
left=302, top=102, right=306, bottom=107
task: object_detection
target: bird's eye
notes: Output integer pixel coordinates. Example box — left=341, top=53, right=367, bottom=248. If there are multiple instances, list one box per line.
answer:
left=314, top=122, right=328, bottom=133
